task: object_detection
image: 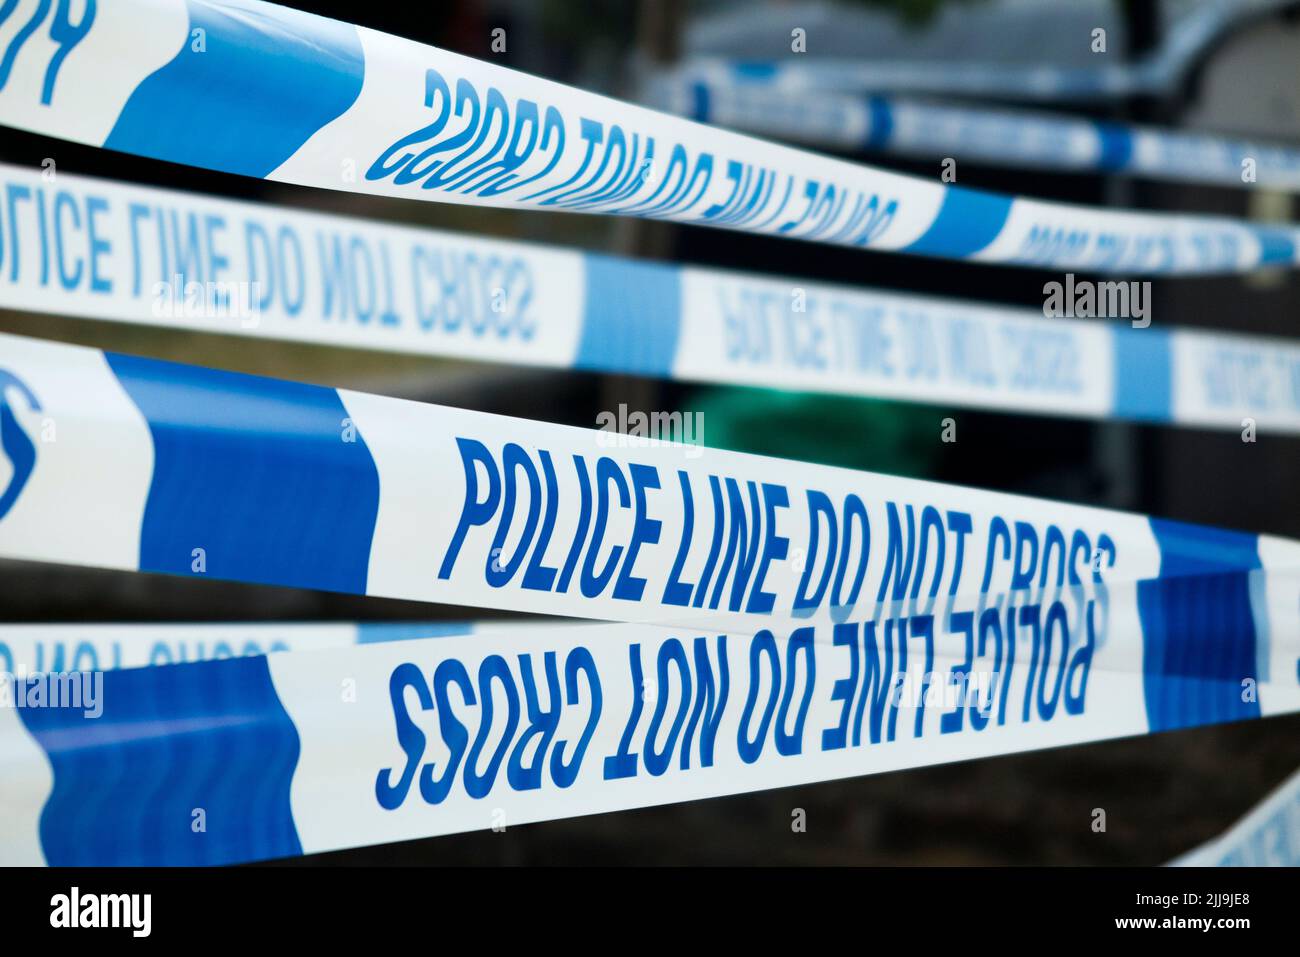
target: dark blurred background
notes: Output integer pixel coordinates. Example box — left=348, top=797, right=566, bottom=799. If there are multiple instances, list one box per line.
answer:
left=1, top=0, right=1298, bottom=864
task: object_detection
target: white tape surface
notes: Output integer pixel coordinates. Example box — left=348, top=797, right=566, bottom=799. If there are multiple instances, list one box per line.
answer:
left=2, top=568, right=1299, bottom=866
left=651, top=79, right=1300, bottom=192
left=0, top=0, right=1295, bottom=273
left=3, top=164, right=1300, bottom=432
left=8, top=331, right=1300, bottom=637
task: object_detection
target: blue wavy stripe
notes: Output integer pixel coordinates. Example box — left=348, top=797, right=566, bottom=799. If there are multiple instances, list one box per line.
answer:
left=18, top=655, right=302, bottom=866
left=105, top=0, right=364, bottom=178
left=1140, top=519, right=1262, bottom=733
left=105, top=351, right=381, bottom=595
left=901, top=186, right=1011, bottom=259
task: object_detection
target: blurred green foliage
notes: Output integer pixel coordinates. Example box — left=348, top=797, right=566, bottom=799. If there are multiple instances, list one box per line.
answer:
left=689, top=386, right=943, bottom=478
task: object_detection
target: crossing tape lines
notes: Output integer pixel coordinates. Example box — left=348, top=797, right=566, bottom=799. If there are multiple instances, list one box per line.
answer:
left=0, top=0, right=1297, bottom=273
left=0, top=0, right=1297, bottom=868
left=652, top=79, right=1300, bottom=192
left=5, top=330, right=1300, bottom=632
left=1, top=568, right=1298, bottom=865
left=2, top=164, right=1300, bottom=433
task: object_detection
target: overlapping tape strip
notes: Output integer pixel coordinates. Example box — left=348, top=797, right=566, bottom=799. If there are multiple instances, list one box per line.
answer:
left=6, top=330, right=1300, bottom=631
left=3, top=164, right=1299, bottom=432
left=653, top=79, right=1300, bottom=191
left=664, top=57, right=1146, bottom=104
left=2, top=335, right=1299, bottom=864
left=0, top=0, right=1296, bottom=273
left=1, top=0, right=1297, bottom=868
left=2, top=566, right=1298, bottom=865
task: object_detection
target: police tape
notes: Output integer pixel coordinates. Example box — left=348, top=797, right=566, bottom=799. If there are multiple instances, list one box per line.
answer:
left=1170, top=766, right=1300, bottom=866
left=2, top=567, right=1298, bottom=865
left=3, top=330, right=1300, bottom=637
left=661, top=58, right=1142, bottom=104
left=0, top=619, right=559, bottom=673
left=0, top=0, right=1297, bottom=274
left=3, top=163, right=1300, bottom=433
left=662, top=50, right=1179, bottom=107
left=651, top=79, right=1300, bottom=191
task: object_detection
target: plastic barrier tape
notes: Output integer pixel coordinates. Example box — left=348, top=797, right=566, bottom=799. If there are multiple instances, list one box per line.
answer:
left=0, top=0, right=1296, bottom=274
left=1171, top=766, right=1300, bottom=866
left=3, top=163, right=1300, bottom=432
left=3, top=331, right=1300, bottom=639
left=654, top=80, right=1300, bottom=192
left=661, top=58, right=1147, bottom=104
left=660, top=55, right=1179, bottom=107
left=2, top=568, right=1298, bottom=865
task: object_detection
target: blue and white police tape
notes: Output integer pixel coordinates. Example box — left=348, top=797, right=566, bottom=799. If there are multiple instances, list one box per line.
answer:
left=4, top=163, right=1300, bottom=433
left=664, top=0, right=1293, bottom=103
left=0, top=619, right=563, bottom=673
left=0, top=1, right=1297, bottom=274
left=1171, top=766, right=1300, bottom=866
left=666, top=58, right=1147, bottom=105
left=2, top=568, right=1298, bottom=866
left=651, top=79, right=1300, bottom=192
left=3, top=330, right=1300, bottom=635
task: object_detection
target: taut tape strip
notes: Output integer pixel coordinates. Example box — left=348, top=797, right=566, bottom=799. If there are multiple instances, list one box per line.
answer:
left=3, top=330, right=1300, bottom=638
left=655, top=80, right=1300, bottom=192
left=664, top=57, right=1150, bottom=103
left=2, top=569, right=1298, bottom=865
left=0, top=0, right=1295, bottom=273
left=2, top=163, right=1299, bottom=432
left=1170, top=766, right=1300, bottom=866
